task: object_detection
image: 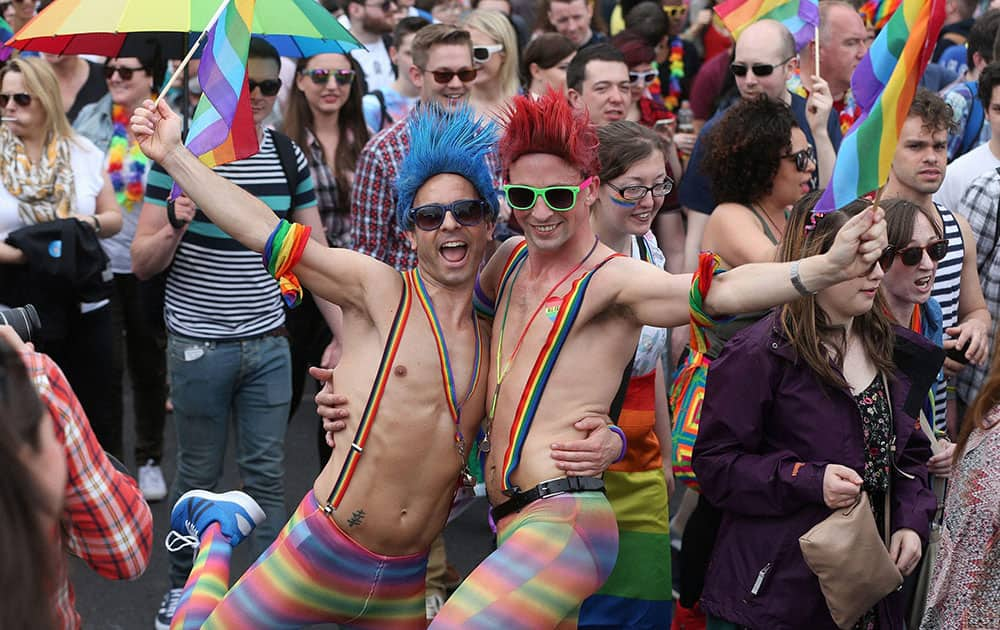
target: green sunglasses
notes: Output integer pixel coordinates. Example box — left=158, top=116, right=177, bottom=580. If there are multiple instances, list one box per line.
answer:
left=503, top=176, right=594, bottom=212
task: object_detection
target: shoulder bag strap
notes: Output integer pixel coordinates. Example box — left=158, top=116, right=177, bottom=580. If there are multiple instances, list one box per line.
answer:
left=880, top=372, right=893, bottom=548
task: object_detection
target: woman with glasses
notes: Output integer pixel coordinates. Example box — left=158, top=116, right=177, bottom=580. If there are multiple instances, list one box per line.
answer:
left=693, top=198, right=937, bottom=630
left=460, top=10, right=521, bottom=118
left=74, top=51, right=169, bottom=498
left=0, top=57, right=122, bottom=458
left=578, top=120, right=676, bottom=629
left=283, top=51, right=370, bottom=459
left=521, top=32, right=576, bottom=98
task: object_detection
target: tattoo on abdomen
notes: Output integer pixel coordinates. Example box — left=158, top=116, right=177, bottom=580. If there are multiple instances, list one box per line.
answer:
left=348, top=509, right=366, bottom=527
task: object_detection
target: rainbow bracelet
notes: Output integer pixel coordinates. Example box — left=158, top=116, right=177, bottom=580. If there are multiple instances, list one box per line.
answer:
left=262, top=219, right=312, bottom=308
left=688, top=251, right=735, bottom=353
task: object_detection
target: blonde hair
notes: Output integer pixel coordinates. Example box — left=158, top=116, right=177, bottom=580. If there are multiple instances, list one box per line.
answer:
left=461, top=9, right=521, bottom=101
left=0, top=57, right=75, bottom=143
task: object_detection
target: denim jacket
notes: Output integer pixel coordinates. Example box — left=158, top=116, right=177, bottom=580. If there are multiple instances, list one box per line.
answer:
left=73, top=92, right=113, bottom=152
left=692, top=312, right=939, bottom=630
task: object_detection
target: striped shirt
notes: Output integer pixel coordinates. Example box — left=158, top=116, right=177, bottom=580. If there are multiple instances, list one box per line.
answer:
left=930, top=203, right=964, bottom=430
left=145, top=130, right=317, bottom=340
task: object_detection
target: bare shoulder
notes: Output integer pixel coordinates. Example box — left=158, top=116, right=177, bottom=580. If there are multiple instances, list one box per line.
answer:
left=480, top=236, right=526, bottom=297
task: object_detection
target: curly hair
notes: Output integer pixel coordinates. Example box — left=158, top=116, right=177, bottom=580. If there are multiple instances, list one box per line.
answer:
left=703, top=96, right=798, bottom=205
left=909, top=88, right=956, bottom=134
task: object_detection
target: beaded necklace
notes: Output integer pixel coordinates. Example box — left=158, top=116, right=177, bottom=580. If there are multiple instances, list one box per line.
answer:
left=107, top=103, right=150, bottom=212
left=664, top=37, right=685, bottom=111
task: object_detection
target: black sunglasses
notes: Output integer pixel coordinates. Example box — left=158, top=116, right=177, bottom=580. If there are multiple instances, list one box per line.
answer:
left=782, top=147, right=816, bottom=172
left=104, top=65, right=147, bottom=81
left=410, top=199, right=489, bottom=231
left=0, top=92, right=31, bottom=108
left=894, top=239, right=948, bottom=266
left=301, top=68, right=356, bottom=86
left=730, top=56, right=794, bottom=78
left=420, top=67, right=477, bottom=84
left=248, top=78, right=282, bottom=96
left=867, top=246, right=896, bottom=274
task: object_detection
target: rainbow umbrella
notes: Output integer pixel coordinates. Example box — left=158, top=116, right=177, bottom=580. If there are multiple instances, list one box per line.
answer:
left=7, top=0, right=361, bottom=58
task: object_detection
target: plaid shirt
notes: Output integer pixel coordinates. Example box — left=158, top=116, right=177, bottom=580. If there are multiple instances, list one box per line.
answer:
left=954, top=169, right=1000, bottom=405
left=306, top=129, right=351, bottom=249
left=20, top=350, right=153, bottom=629
left=350, top=114, right=502, bottom=271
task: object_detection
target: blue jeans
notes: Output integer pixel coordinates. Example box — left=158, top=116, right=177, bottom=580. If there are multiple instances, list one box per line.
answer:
left=166, top=332, right=291, bottom=588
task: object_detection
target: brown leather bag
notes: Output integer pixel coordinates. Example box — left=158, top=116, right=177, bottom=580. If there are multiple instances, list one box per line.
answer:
left=798, top=374, right=903, bottom=629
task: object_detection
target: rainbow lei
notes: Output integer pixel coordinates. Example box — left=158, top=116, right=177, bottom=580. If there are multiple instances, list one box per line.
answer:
left=107, top=104, right=150, bottom=212
left=688, top=252, right=733, bottom=353
left=262, top=219, right=312, bottom=308
left=664, top=37, right=685, bottom=111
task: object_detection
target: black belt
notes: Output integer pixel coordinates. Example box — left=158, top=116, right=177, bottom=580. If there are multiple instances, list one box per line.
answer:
left=490, top=476, right=604, bottom=522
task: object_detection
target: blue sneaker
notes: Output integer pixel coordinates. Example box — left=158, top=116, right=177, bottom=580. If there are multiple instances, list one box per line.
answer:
left=165, top=490, right=265, bottom=551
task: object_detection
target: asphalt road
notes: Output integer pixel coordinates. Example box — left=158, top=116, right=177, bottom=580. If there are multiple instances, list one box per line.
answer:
left=69, top=379, right=495, bottom=630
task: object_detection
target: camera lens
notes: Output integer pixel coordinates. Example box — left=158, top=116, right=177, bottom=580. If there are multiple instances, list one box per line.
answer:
left=0, top=304, right=40, bottom=343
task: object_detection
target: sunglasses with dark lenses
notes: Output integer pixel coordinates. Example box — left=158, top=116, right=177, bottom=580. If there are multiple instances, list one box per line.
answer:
left=422, top=67, right=478, bottom=84
left=894, top=239, right=948, bottom=266
left=504, top=177, right=594, bottom=212
left=410, top=199, right=489, bottom=231
left=629, top=70, right=658, bottom=85
left=866, top=246, right=896, bottom=274
left=730, top=56, right=794, bottom=78
left=782, top=147, right=816, bottom=172
left=473, top=44, right=504, bottom=64
left=365, top=0, right=394, bottom=10
left=302, top=68, right=356, bottom=86
left=0, top=92, right=31, bottom=108
left=606, top=179, right=673, bottom=201
left=104, top=65, right=146, bottom=81
left=248, top=79, right=282, bottom=96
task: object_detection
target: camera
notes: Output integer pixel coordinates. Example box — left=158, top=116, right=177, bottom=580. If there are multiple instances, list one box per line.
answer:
left=0, top=304, right=41, bottom=343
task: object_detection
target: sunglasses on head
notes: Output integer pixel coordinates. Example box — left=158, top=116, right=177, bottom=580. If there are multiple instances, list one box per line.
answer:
left=894, top=239, right=948, bottom=266
left=421, top=67, right=478, bottom=84
left=248, top=78, right=282, bottom=96
left=730, top=56, right=794, bottom=78
left=473, top=44, right=504, bottom=64
left=504, top=177, right=594, bottom=212
left=409, top=199, right=489, bottom=231
left=301, top=68, right=356, bottom=86
left=663, top=5, right=687, bottom=17
left=104, top=65, right=146, bottom=81
left=629, top=70, right=658, bottom=85
left=782, top=146, right=816, bottom=172
left=0, top=92, right=31, bottom=108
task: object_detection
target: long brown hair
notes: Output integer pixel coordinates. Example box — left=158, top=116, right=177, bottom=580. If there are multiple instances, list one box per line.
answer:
left=777, top=194, right=896, bottom=389
left=282, top=53, right=370, bottom=214
left=955, top=328, right=1000, bottom=464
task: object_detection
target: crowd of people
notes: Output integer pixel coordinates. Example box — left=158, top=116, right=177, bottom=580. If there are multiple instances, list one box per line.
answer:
left=1, top=0, right=999, bottom=629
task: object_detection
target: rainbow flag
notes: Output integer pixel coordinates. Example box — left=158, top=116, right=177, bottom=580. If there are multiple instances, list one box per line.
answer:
left=859, top=0, right=902, bottom=30
left=814, top=0, right=945, bottom=214
left=184, top=0, right=258, bottom=170
left=714, top=0, right=820, bottom=51
left=0, top=17, right=14, bottom=62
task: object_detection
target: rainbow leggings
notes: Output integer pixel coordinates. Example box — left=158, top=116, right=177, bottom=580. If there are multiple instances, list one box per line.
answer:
left=171, top=491, right=428, bottom=630
left=430, top=491, right=619, bottom=629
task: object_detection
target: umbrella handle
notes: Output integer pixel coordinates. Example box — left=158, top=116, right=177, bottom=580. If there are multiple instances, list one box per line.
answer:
left=154, top=0, right=232, bottom=108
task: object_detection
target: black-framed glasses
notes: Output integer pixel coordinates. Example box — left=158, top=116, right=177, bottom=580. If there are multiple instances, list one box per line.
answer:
left=301, top=68, right=356, bottom=86
left=782, top=147, right=816, bottom=172
left=365, top=0, right=395, bottom=10
left=104, top=65, right=146, bottom=81
left=0, top=92, right=31, bottom=108
left=473, top=44, right=504, bottom=64
left=248, top=78, right=282, bottom=96
left=419, top=67, right=478, bottom=84
left=606, top=179, right=673, bottom=201
left=894, top=239, right=948, bottom=266
left=629, top=70, right=658, bottom=85
left=730, top=56, right=794, bottom=78
left=504, top=177, right=593, bottom=212
left=409, top=199, right=489, bottom=231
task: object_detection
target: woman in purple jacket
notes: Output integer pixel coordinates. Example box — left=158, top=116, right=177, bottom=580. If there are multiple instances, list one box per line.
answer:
left=692, top=200, right=938, bottom=630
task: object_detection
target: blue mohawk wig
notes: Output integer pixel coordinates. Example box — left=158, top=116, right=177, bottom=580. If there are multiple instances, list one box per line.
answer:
left=395, top=103, right=499, bottom=230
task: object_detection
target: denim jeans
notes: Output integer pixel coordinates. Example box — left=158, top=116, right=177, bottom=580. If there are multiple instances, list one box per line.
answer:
left=166, top=331, right=292, bottom=588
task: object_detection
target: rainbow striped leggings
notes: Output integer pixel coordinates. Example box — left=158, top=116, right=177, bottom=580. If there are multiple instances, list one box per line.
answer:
left=430, top=491, right=619, bottom=629
left=171, top=490, right=428, bottom=629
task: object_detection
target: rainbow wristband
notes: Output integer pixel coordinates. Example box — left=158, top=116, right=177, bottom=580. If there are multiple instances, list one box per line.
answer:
left=608, top=424, right=627, bottom=464
left=262, top=219, right=312, bottom=308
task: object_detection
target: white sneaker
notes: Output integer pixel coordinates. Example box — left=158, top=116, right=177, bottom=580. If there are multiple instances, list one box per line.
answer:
left=138, top=460, right=168, bottom=502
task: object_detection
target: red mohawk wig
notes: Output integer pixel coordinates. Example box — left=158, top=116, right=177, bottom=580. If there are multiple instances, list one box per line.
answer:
left=499, top=90, right=600, bottom=178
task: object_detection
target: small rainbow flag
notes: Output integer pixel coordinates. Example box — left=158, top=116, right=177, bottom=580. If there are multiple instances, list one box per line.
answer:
left=0, top=17, right=14, bottom=62
left=184, top=0, right=258, bottom=170
left=814, top=0, right=945, bottom=214
left=714, top=0, right=820, bottom=51
left=859, top=0, right=902, bottom=30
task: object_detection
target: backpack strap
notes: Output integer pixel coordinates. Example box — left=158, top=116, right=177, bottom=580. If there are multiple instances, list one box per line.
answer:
left=370, top=89, right=393, bottom=130
left=269, top=129, right=299, bottom=213
left=959, top=81, right=985, bottom=157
